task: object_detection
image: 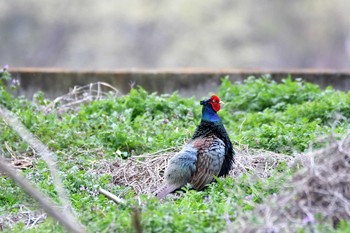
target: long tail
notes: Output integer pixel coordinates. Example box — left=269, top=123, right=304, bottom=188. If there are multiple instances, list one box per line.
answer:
left=153, top=183, right=180, bottom=199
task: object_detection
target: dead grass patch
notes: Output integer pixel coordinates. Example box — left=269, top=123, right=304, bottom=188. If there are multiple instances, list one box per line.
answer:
left=232, top=132, right=350, bottom=232
left=41, top=82, right=120, bottom=114
left=109, top=146, right=292, bottom=195
left=0, top=206, right=46, bottom=231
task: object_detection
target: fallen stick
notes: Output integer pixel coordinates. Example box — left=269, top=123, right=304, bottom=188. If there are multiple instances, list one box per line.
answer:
left=0, top=105, right=85, bottom=230
left=98, top=188, right=126, bottom=205
left=0, top=157, right=86, bottom=233
left=0, top=106, right=71, bottom=211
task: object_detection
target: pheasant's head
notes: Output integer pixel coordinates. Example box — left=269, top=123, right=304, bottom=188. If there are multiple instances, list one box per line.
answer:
left=200, top=95, right=223, bottom=122
left=200, top=95, right=222, bottom=112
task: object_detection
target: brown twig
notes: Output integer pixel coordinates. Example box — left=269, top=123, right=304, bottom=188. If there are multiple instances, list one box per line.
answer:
left=0, top=105, right=84, bottom=229
left=0, top=157, right=85, bottom=233
left=0, top=106, right=73, bottom=211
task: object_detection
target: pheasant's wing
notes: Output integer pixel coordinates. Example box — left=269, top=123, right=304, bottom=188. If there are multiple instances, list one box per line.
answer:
left=190, top=136, right=225, bottom=190
left=154, top=144, right=198, bottom=199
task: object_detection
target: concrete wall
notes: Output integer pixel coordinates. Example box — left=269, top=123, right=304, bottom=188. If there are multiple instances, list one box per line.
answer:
left=7, top=68, right=350, bottom=99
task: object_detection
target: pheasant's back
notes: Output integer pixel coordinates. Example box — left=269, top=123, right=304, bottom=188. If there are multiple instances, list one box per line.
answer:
left=190, top=135, right=226, bottom=190
left=192, top=120, right=235, bottom=177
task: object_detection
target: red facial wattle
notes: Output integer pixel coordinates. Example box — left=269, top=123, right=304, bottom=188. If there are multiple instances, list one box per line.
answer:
left=210, top=95, right=221, bottom=112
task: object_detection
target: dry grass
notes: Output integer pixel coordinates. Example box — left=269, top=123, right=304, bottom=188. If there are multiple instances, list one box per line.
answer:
left=0, top=205, right=46, bottom=231
left=42, top=82, right=120, bottom=114
left=231, top=132, right=350, bottom=233
left=109, top=145, right=292, bottom=195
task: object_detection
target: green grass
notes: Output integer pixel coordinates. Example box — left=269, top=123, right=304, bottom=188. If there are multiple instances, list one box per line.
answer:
left=1, top=70, right=350, bottom=232
left=218, top=76, right=350, bottom=153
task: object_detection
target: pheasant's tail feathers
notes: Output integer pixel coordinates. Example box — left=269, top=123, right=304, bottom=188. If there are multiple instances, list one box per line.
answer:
left=154, top=183, right=180, bottom=199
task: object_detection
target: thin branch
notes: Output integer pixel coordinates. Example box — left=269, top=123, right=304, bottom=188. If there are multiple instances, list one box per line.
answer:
left=98, top=188, right=126, bottom=205
left=0, top=157, right=86, bottom=233
left=0, top=106, right=72, bottom=213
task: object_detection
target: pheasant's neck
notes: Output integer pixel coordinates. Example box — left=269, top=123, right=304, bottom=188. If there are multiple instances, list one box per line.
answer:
left=201, top=106, right=221, bottom=122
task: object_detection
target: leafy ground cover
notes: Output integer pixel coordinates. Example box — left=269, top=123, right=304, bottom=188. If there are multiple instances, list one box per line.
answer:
left=1, top=70, right=350, bottom=232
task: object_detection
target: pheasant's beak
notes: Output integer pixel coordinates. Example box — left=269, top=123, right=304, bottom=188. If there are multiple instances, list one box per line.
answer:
left=219, top=100, right=224, bottom=105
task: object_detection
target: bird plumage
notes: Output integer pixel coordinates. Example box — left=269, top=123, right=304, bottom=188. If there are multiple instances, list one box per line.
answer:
left=154, top=95, right=235, bottom=199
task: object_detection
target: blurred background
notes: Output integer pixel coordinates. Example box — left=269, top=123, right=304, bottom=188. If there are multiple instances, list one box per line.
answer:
left=1, top=0, right=350, bottom=70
